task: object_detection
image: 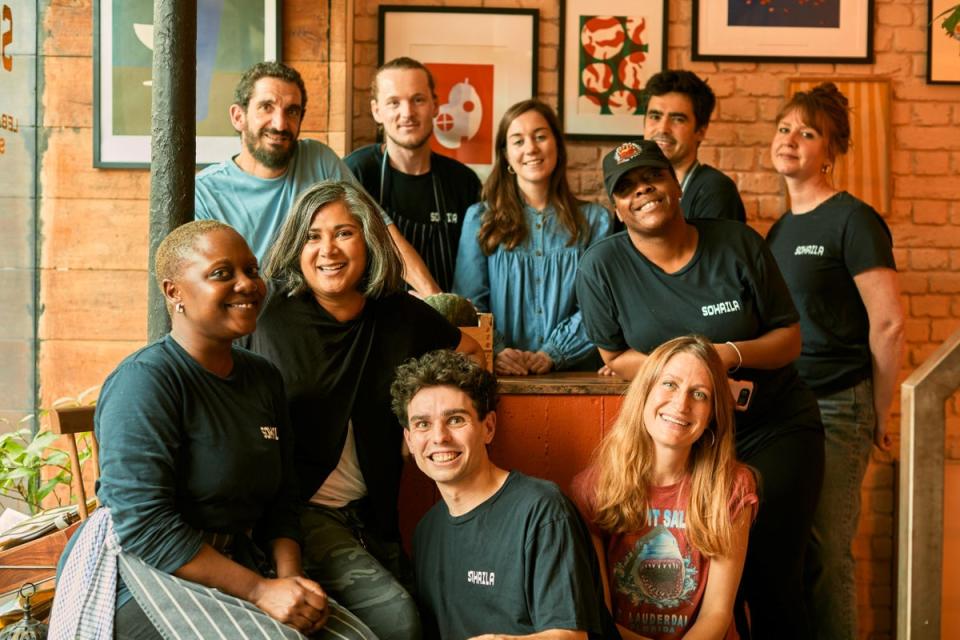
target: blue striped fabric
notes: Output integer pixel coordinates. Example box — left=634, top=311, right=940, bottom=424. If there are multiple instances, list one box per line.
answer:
left=48, top=507, right=118, bottom=640
left=49, top=508, right=377, bottom=640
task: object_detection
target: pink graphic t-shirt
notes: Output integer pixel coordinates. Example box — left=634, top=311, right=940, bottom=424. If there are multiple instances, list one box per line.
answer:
left=572, top=464, right=757, bottom=639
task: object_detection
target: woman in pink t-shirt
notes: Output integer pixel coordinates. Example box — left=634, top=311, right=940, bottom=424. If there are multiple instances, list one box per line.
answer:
left=573, top=335, right=758, bottom=639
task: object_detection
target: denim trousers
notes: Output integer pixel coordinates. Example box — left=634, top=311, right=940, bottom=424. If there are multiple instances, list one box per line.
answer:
left=804, top=378, right=876, bottom=640
left=301, top=502, right=422, bottom=640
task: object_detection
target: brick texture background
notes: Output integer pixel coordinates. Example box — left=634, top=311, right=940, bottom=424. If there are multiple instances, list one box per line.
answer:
left=36, top=1, right=960, bottom=637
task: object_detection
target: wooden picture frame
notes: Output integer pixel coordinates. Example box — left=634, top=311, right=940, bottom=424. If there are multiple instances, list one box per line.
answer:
left=558, top=0, right=668, bottom=140
left=94, top=0, right=280, bottom=168
left=927, top=1, right=960, bottom=84
left=378, top=5, right=539, bottom=179
left=693, top=1, right=874, bottom=64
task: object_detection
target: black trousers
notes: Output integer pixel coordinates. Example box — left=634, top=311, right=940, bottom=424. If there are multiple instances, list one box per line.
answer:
left=738, top=427, right=825, bottom=639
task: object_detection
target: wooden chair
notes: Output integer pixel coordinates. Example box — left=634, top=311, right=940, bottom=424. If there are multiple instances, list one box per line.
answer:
left=48, top=405, right=98, bottom=520
left=0, top=405, right=97, bottom=598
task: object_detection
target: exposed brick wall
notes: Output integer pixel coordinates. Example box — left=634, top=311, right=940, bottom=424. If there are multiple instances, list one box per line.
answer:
left=348, top=1, right=958, bottom=637
left=36, top=0, right=349, bottom=409
left=34, top=1, right=960, bottom=637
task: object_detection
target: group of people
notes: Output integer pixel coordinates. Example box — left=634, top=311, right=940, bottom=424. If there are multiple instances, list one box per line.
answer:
left=46, top=55, right=903, bottom=640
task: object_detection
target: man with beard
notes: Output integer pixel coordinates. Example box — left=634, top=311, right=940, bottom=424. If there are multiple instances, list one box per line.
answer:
left=195, top=61, right=440, bottom=295
left=643, top=70, right=746, bottom=223
left=346, top=57, right=481, bottom=292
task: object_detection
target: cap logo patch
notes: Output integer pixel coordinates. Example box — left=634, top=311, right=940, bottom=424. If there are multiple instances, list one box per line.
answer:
left=614, top=142, right=643, bottom=165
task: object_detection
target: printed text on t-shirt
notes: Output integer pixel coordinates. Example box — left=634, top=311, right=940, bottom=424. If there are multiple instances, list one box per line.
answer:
left=467, top=570, right=495, bottom=586
left=701, top=300, right=741, bottom=317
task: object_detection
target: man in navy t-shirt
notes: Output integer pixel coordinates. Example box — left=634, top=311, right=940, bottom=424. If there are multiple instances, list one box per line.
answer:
left=390, top=350, right=618, bottom=640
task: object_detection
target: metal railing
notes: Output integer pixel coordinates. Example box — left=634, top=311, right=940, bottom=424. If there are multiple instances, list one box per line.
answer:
left=898, top=328, right=960, bottom=637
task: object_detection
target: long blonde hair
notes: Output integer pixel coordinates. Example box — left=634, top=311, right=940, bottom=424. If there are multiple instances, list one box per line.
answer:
left=591, top=335, right=741, bottom=557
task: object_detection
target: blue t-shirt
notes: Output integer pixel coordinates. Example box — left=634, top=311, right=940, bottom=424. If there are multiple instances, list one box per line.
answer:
left=195, top=139, right=387, bottom=262
left=452, top=201, right=612, bottom=369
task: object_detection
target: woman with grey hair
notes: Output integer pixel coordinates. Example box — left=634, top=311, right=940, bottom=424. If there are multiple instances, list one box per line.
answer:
left=249, top=180, right=483, bottom=640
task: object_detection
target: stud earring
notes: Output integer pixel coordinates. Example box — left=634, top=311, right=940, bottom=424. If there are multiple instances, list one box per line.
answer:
left=176, top=303, right=185, bottom=314
left=821, top=164, right=831, bottom=174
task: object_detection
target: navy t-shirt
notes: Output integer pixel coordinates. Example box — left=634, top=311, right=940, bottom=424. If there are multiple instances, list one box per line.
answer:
left=576, top=220, right=820, bottom=455
left=681, top=163, right=746, bottom=223
left=414, top=471, right=617, bottom=640
left=766, top=191, right=895, bottom=394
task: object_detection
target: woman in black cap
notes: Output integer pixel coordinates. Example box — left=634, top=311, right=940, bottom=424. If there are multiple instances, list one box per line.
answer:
left=576, top=140, right=824, bottom=639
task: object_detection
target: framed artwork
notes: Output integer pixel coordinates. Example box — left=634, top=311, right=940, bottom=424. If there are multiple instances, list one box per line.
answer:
left=559, top=0, right=667, bottom=140
left=378, top=6, right=538, bottom=179
left=94, top=0, right=280, bottom=168
left=928, top=1, right=960, bottom=84
left=693, top=1, right=874, bottom=63
left=786, top=78, right=891, bottom=214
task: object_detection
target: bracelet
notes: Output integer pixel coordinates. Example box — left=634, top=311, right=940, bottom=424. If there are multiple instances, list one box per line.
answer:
left=725, top=341, right=743, bottom=373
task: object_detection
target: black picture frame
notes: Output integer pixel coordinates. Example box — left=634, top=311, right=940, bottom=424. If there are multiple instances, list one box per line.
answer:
left=692, top=0, right=874, bottom=64
left=927, top=1, right=960, bottom=84
left=558, top=0, right=668, bottom=140
left=93, top=0, right=281, bottom=168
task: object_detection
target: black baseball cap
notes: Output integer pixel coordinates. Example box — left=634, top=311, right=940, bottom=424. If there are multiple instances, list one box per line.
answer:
left=602, top=139, right=672, bottom=199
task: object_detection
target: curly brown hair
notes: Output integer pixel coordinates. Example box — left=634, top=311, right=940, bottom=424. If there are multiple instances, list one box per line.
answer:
left=390, top=350, right=498, bottom=426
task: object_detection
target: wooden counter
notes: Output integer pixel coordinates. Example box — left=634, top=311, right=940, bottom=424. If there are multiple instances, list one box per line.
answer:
left=399, top=372, right=629, bottom=546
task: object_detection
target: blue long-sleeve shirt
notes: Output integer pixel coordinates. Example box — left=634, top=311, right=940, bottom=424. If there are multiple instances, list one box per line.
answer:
left=453, top=201, right=612, bottom=369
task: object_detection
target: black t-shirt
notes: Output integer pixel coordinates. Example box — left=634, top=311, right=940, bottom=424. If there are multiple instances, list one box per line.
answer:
left=766, top=191, right=895, bottom=395
left=249, top=290, right=461, bottom=538
left=681, top=163, right=746, bottom=223
left=576, top=221, right=820, bottom=455
left=414, top=471, right=617, bottom=640
left=346, top=144, right=482, bottom=291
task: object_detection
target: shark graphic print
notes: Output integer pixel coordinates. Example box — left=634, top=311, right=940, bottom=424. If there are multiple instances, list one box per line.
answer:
left=607, top=500, right=706, bottom=639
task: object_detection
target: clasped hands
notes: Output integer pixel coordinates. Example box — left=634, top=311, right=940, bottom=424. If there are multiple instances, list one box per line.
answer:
left=495, top=348, right=554, bottom=376
left=251, top=575, right=329, bottom=635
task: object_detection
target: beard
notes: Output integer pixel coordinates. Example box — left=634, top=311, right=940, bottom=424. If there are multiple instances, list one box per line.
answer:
left=384, top=123, right=433, bottom=151
left=242, top=124, right=298, bottom=170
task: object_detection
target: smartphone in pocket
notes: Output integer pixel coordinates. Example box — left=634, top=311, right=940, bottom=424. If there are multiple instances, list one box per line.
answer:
left=728, top=379, right=754, bottom=412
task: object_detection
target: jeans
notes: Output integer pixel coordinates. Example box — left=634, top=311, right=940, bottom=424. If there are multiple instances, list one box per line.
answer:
left=301, top=502, right=421, bottom=640
left=805, top=378, right=876, bottom=640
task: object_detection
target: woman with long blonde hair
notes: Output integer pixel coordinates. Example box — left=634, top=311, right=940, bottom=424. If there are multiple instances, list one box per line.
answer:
left=573, top=335, right=757, bottom=640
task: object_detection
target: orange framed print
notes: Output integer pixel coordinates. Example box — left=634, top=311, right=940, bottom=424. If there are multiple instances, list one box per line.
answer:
left=378, top=6, right=538, bottom=179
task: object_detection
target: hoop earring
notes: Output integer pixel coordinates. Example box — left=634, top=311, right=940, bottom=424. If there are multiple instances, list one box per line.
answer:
left=507, top=165, right=516, bottom=175
left=702, top=429, right=716, bottom=447
left=176, top=302, right=185, bottom=314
